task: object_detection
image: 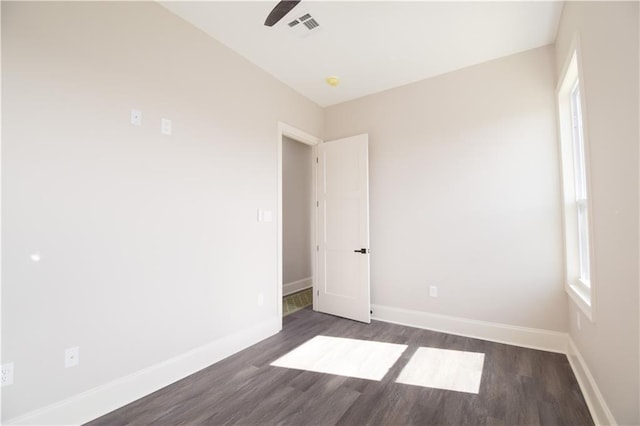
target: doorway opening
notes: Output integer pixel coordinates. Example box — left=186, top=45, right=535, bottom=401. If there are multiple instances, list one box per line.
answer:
left=282, top=135, right=313, bottom=316
left=277, top=123, right=321, bottom=325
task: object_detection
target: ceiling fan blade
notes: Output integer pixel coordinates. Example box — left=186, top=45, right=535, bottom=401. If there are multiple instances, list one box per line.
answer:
left=264, top=0, right=301, bottom=27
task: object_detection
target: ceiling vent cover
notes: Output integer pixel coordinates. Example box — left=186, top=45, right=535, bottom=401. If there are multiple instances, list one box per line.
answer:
left=287, top=12, right=320, bottom=37
left=303, top=18, right=319, bottom=29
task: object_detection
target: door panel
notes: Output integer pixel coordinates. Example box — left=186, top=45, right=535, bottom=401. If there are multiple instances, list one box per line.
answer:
left=316, top=134, right=370, bottom=323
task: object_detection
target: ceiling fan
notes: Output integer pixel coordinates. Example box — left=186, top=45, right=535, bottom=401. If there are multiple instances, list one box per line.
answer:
left=264, top=0, right=302, bottom=27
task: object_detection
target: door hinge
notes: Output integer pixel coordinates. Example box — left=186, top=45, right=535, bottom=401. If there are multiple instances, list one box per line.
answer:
left=316, top=201, right=319, bottom=207
left=316, top=157, right=319, bottom=164
left=317, top=290, right=319, bottom=296
left=316, top=245, right=319, bottom=251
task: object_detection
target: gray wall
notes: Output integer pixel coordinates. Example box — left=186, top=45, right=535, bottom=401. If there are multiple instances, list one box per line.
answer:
left=325, top=46, right=567, bottom=332
left=282, top=136, right=313, bottom=287
left=1, top=2, right=322, bottom=421
left=555, top=2, right=639, bottom=424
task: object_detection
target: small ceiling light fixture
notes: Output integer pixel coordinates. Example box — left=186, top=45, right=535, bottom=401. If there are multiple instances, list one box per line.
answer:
left=325, top=76, right=340, bottom=87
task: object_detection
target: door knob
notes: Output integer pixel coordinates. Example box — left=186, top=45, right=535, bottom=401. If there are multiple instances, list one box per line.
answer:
left=354, top=248, right=369, bottom=254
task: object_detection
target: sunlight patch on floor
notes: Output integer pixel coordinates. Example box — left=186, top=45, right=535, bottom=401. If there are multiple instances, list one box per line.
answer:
left=396, top=347, right=485, bottom=394
left=270, top=335, right=407, bottom=381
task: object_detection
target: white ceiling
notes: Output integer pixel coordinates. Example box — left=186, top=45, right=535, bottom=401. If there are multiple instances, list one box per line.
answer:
left=161, top=1, right=564, bottom=107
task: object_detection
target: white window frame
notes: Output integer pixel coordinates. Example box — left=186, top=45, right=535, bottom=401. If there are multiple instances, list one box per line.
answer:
left=556, top=36, right=596, bottom=321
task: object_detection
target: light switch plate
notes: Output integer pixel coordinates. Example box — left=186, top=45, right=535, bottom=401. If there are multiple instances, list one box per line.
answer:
left=161, top=118, right=172, bottom=135
left=257, top=209, right=273, bottom=223
left=429, top=286, right=438, bottom=298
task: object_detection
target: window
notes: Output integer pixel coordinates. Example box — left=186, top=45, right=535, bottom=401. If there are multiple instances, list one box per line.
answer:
left=557, top=44, right=594, bottom=320
left=570, top=82, right=590, bottom=284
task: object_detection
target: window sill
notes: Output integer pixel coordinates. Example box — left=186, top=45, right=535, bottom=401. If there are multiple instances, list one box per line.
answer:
left=566, top=282, right=594, bottom=322
left=578, top=278, right=590, bottom=288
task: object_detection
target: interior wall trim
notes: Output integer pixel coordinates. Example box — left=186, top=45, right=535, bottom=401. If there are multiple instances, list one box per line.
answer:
left=371, top=304, right=568, bottom=353
left=6, top=318, right=281, bottom=425
left=283, top=277, right=313, bottom=296
left=566, top=338, right=617, bottom=426
left=371, top=304, right=619, bottom=424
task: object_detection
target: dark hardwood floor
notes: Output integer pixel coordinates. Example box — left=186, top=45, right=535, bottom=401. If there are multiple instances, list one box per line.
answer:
left=87, top=308, right=593, bottom=425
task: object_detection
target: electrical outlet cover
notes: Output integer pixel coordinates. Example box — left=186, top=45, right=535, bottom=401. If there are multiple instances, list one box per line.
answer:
left=577, top=312, right=581, bottom=330
left=1, top=363, right=14, bottom=386
left=65, top=347, right=80, bottom=368
left=130, top=109, right=142, bottom=126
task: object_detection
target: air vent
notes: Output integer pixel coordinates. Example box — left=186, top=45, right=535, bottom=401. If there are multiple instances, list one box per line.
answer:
left=303, top=18, right=319, bottom=29
left=287, top=11, right=320, bottom=38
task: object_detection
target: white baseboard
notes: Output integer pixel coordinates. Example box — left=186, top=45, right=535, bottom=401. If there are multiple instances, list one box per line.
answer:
left=370, top=304, right=618, bottom=425
left=283, top=277, right=312, bottom=296
left=371, top=304, right=568, bottom=353
left=566, top=338, right=617, bottom=426
left=6, top=307, right=614, bottom=426
left=6, top=317, right=281, bottom=425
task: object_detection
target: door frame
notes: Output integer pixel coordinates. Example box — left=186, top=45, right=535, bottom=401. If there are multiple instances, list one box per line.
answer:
left=277, top=122, right=321, bottom=328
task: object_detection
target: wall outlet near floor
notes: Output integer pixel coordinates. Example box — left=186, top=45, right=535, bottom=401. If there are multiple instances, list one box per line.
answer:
left=1, top=363, right=14, bottom=387
left=429, top=285, right=438, bottom=298
left=65, top=347, right=80, bottom=368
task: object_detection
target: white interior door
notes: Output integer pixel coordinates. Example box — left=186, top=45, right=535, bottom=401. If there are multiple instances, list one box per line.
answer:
left=316, top=134, right=370, bottom=323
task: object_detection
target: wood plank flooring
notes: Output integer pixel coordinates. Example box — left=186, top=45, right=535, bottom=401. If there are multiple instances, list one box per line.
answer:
left=87, top=308, right=593, bottom=425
